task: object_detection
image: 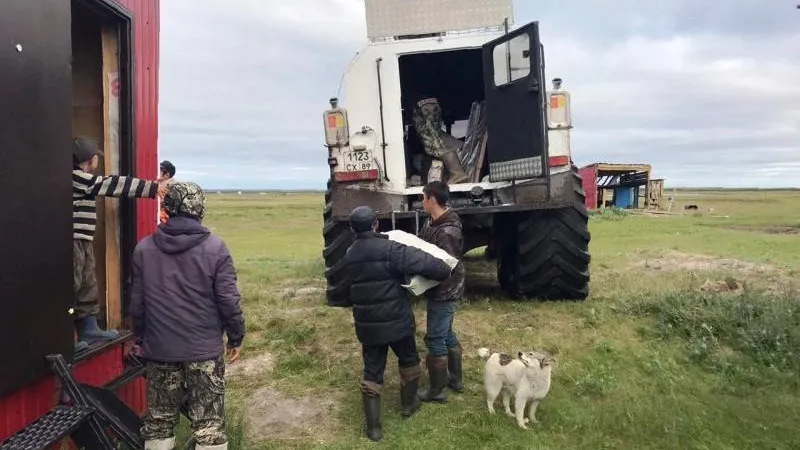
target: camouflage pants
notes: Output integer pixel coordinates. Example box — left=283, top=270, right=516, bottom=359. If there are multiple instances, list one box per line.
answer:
left=141, top=356, right=227, bottom=446
left=73, top=239, right=99, bottom=318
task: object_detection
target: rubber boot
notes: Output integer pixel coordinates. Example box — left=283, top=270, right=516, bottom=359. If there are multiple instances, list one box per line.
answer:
left=441, top=150, right=469, bottom=184
left=362, top=393, right=383, bottom=441
left=76, top=315, right=120, bottom=343
left=417, top=355, right=449, bottom=403
left=399, top=365, right=422, bottom=418
left=361, top=381, right=383, bottom=442
left=144, top=436, right=175, bottom=450
left=447, top=346, right=465, bottom=393
left=74, top=329, right=89, bottom=353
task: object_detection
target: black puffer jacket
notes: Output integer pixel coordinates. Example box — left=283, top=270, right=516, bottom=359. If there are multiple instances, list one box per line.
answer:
left=418, top=209, right=466, bottom=302
left=344, top=231, right=453, bottom=346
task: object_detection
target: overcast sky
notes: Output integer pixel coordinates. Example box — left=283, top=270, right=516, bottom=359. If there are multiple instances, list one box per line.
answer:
left=158, top=0, right=800, bottom=189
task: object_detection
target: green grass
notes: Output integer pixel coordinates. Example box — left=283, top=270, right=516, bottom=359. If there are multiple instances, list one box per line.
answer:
left=176, top=190, right=800, bottom=449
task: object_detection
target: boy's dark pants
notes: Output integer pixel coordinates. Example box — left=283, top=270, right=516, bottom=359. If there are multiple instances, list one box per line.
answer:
left=361, top=335, right=421, bottom=391
left=360, top=335, right=423, bottom=428
left=73, top=239, right=100, bottom=317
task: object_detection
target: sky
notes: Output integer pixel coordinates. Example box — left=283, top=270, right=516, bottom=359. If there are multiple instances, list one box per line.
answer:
left=158, top=0, right=800, bottom=190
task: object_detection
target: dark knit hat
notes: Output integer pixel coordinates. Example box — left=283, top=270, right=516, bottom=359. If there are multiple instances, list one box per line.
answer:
left=73, top=137, right=104, bottom=164
left=349, top=206, right=376, bottom=232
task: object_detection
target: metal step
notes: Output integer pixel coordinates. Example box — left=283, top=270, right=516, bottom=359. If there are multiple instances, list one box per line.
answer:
left=0, top=405, right=93, bottom=450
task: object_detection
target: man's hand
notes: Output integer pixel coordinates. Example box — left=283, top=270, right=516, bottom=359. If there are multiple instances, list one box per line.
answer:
left=226, top=346, right=241, bottom=364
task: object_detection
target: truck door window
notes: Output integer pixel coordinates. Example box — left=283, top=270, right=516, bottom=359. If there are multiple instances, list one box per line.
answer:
left=492, top=33, right=531, bottom=87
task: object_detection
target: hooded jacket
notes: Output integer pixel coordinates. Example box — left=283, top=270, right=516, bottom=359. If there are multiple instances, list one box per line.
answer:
left=418, top=208, right=466, bottom=302
left=128, top=216, right=245, bottom=362
left=344, top=231, right=452, bottom=346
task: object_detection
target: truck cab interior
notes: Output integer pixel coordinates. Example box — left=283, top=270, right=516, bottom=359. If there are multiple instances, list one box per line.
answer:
left=399, top=48, right=487, bottom=186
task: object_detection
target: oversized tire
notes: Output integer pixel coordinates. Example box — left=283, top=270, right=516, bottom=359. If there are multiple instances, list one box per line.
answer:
left=322, top=180, right=354, bottom=307
left=497, top=167, right=590, bottom=300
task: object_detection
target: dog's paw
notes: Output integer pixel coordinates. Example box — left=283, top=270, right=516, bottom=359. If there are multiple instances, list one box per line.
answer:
left=505, top=411, right=515, bottom=418
left=517, top=422, right=528, bottom=430
left=522, top=418, right=530, bottom=424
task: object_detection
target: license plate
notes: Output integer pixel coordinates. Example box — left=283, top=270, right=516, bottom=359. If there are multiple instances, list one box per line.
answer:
left=340, top=149, right=374, bottom=172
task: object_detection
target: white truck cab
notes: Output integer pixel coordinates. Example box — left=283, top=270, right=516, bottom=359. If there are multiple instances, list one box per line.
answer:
left=321, top=0, right=589, bottom=306
left=323, top=0, right=574, bottom=196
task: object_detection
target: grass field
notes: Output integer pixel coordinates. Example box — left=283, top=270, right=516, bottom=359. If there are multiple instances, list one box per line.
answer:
left=183, top=190, right=800, bottom=449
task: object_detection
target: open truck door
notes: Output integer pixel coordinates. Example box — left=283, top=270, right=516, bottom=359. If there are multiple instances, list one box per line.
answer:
left=482, top=21, right=548, bottom=182
left=0, top=0, right=75, bottom=397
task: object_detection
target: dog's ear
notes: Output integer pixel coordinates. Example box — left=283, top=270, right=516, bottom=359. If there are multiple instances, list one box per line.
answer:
left=539, top=355, right=556, bottom=367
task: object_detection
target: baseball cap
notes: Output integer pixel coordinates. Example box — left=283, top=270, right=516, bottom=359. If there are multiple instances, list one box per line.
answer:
left=73, top=136, right=104, bottom=164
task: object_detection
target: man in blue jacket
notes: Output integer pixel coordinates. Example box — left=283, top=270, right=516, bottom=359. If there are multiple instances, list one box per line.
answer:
left=342, top=206, right=453, bottom=442
left=129, top=181, right=245, bottom=450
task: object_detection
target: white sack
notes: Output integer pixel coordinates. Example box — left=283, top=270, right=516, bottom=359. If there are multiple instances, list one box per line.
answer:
left=382, top=229, right=459, bottom=296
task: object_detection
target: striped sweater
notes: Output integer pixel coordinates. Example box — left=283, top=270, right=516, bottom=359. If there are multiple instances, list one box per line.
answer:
left=73, top=169, right=158, bottom=241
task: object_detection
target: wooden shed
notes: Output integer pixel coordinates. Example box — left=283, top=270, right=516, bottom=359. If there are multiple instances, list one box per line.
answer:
left=579, top=163, right=662, bottom=210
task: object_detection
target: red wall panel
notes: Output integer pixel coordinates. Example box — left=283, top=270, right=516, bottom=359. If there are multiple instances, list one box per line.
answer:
left=119, top=0, right=160, bottom=241
left=579, top=165, right=598, bottom=210
left=0, top=0, right=158, bottom=442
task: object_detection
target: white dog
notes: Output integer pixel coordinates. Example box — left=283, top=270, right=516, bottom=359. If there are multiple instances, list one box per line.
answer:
left=477, top=347, right=555, bottom=429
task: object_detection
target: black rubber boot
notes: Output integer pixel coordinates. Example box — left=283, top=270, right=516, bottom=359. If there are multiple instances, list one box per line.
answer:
left=362, top=393, right=383, bottom=442
left=417, top=355, right=449, bottom=403
left=447, top=346, right=465, bottom=393
left=399, top=365, right=422, bottom=418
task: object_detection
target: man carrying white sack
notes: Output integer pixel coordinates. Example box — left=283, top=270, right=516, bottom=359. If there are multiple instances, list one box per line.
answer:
left=342, top=206, right=453, bottom=442
left=416, top=181, right=467, bottom=403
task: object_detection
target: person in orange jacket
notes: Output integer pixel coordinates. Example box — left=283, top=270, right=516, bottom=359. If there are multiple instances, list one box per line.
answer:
left=158, top=160, right=176, bottom=224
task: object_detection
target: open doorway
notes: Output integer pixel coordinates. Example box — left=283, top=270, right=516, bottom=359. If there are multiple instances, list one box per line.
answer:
left=71, top=0, right=132, bottom=346
left=398, top=48, right=487, bottom=185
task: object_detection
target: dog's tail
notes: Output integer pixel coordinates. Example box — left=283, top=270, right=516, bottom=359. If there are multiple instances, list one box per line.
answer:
left=477, top=347, right=492, bottom=359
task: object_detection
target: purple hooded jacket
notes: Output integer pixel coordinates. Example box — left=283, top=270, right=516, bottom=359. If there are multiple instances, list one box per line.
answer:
left=128, top=216, right=245, bottom=362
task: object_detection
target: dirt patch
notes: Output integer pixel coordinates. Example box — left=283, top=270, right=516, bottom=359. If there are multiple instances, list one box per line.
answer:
left=226, top=352, right=276, bottom=379
left=281, top=286, right=323, bottom=300
left=276, top=307, right=318, bottom=318
left=244, top=386, right=336, bottom=442
left=724, top=225, right=800, bottom=235
left=700, top=278, right=743, bottom=294
left=638, top=251, right=774, bottom=275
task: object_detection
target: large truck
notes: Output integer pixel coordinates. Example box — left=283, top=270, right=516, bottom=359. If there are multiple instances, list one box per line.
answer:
left=0, top=0, right=161, bottom=447
left=321, top=0, right=590, bottom=306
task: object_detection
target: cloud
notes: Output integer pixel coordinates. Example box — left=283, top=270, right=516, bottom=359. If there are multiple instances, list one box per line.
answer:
left=158, top=0, right=800, bottom=189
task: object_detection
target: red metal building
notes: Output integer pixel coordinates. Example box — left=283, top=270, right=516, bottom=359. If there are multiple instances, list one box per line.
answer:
left=0, top=0, right=160, bottom=445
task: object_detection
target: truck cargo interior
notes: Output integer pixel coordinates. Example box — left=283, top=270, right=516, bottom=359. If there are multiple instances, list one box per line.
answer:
left=72, top=0, right=129, bottom=351
left=399, top=49, right=487, bottom=185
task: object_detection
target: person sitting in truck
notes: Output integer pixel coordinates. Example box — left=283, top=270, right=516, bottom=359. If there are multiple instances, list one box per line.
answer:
left=128, top=181, right=245, bottom=450
left=412, top=96, right=470, bottom=184
left=72, top=136, right=167, bottom=351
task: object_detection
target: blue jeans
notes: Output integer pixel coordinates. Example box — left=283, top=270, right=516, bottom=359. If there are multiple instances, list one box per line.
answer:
left=424, top=301, right=459, bottom=357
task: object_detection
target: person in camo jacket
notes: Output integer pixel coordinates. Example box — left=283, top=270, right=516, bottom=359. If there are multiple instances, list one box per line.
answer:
left=129, top=181, right=245, bottom=450
left=72, top=136, right=167, bottom=352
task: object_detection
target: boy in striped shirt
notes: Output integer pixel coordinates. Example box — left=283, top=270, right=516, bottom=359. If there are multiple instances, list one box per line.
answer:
left=73, top=136, right=166, bottom=351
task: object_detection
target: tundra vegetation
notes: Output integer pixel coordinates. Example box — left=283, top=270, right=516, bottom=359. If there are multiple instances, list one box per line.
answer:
left=177, top=189, right=800, bottom=449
